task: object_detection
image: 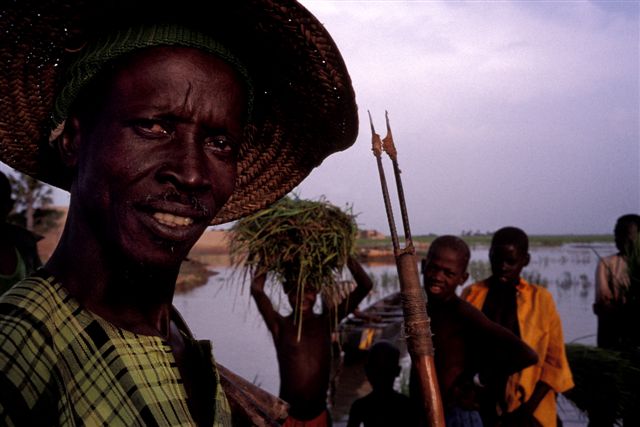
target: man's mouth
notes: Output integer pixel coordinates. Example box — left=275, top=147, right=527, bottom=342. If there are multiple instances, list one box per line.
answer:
left=152, top=212, right=195, bottom=227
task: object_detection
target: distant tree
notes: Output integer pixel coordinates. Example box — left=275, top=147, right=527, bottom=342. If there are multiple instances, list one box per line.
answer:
left=7, top=172, right=56, bottom=233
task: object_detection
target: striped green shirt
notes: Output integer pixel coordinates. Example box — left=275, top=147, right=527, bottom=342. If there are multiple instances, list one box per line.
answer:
left=0, top=272, right=232, bottom=426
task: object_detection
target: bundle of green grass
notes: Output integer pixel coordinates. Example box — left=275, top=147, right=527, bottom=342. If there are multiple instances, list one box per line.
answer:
left=229, top=196, right=357, bottom=294
left=564, top=344, right=640, bottom=423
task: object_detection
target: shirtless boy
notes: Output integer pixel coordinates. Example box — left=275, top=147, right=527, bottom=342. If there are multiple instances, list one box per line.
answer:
left=417, top=235, right=538, bottom=426
left=251, top=256, right=372, bottom=426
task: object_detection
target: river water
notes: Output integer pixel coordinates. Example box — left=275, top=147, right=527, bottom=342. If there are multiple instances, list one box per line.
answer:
left=173, top=242, right=613, bottom=424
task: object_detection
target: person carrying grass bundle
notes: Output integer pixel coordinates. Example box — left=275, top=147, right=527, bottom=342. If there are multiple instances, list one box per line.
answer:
left=0, top=1, right=358, bottom=425
left=251, top=256, right=372, bottom=426
left=234, top=197, right=373, bottom=426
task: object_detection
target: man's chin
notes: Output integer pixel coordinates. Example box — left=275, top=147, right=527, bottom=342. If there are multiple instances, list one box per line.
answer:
left=119, top=239, right=193, bottom=271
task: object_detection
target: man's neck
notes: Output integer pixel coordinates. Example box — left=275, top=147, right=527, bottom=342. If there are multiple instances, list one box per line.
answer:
left=488, top=276, right=520, bottom=289
left=45, top=213, right=181, bottom=337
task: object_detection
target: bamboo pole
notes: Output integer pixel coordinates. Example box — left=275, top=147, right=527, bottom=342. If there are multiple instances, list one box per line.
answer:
left=369, top=111, right=445, bottom=426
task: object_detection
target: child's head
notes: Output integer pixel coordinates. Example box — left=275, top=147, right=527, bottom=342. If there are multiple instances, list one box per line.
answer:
left=365, top=340, right=401, bottom=391
left=421, top=235, right=470, bottom=302
left=283, top=281, right=318, bottom=314
left=614, top=214, right=640, bottom=256
left=489, top=226, right=530, bottom=287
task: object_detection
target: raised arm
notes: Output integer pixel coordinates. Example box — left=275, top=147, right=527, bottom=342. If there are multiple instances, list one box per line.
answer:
left=463, top=301, right=538, bottom=378
left=250, top=271, right=281, bottom=338
left=335, top=256, right=373, bottom=321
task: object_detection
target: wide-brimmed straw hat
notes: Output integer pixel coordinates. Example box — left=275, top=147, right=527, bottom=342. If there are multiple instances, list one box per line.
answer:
left=0, top=0, right=358, bottom=224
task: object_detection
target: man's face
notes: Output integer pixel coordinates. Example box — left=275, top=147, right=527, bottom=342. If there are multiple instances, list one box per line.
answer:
left=422, top=247, right=469, bottom=302
left=70, top=47, right=246, bottom=267
left=489, top=244, right=530, bottom=287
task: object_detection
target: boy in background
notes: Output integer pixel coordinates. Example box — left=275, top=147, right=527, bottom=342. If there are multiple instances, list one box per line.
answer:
left=462, top=227, right=573, bottom=427
left=418, top=235, right=538, bottom=426
left=347, top=341, right=417, bottom=427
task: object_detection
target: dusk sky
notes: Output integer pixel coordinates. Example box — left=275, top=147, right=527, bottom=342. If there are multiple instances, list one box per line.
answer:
left=2, top=0, right=638, bottom=236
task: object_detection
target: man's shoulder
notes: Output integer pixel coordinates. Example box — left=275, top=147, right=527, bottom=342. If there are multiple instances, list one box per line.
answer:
left=454, top=297, right=484, bottom=318
left=602, top=253, right=621, bottom=263
left=1, top=273, right=56, bottom=313
left=0, top=274, right=62, bottom=383
left=519, top=279, right=552, bottom=298
left=0, top=273, right=71, bottom=352
left=518, top=279, right=560, bottom=319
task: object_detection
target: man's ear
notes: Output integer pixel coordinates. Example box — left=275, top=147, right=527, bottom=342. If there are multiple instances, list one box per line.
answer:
left=59, top=117, right=82, bottom=167
left=524, top=252, right=531, bottom=267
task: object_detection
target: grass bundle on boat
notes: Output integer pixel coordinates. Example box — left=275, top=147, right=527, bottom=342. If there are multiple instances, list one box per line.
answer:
left=229, top=195, right=357, bottom=296
left=564, top=344, right=640, bottom=423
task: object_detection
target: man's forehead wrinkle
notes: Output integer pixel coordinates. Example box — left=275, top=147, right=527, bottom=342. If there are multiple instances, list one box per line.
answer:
left=180, top=82, right=195, bottom=117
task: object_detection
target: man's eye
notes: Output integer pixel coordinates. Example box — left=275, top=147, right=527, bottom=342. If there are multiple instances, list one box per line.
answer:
left=133, top=120, right=170, bottom=137
left=204, top=136, right=237, bottom=154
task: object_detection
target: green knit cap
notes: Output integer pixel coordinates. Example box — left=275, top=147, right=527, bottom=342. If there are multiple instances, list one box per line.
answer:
left=50, top=24, right=253, bottom=141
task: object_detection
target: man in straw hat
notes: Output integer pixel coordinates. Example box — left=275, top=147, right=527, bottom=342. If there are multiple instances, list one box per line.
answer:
left=0, top=1, right=357, bottom=425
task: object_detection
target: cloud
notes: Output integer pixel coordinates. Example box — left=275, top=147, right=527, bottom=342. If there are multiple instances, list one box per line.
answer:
left=298, top=0, right=639, bottom=235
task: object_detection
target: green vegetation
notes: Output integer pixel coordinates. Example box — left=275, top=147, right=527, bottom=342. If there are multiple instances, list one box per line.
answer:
left=7, top=171, right=61, bottom=234
left=229, top=196, right=357, bottom=293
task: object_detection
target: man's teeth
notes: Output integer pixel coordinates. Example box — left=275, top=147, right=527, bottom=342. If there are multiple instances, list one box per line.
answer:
left=153, top=212, right=194, bottom=227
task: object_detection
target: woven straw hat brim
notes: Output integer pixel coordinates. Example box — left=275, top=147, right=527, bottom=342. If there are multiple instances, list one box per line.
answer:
left=0, top=0, right=358, bottom=224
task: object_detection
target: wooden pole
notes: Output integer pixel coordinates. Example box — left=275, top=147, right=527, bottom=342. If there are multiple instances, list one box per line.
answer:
left=369, top=111, right=445, bottom=426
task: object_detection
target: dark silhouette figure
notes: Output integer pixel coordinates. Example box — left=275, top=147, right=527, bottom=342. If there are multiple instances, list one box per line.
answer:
left=347, top=341, right=418, bottom=427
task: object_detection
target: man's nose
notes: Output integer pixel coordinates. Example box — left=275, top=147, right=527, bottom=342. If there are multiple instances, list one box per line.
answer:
left=158, top=132, right=210, bottom=189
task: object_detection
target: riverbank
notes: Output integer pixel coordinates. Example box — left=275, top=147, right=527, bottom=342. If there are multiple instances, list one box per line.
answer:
left=36, top=210, right=612, bottom=265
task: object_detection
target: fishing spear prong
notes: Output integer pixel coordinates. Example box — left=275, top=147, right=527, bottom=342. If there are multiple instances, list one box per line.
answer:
left=382, top=110, right=397, bottom=161
left=381, top=111, right=413, bottom=249
left=385, top=110, right=392, bottom=137
left=368, top=110, right=376, bottom=134
left=370, top=111, right=400, bottom=252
